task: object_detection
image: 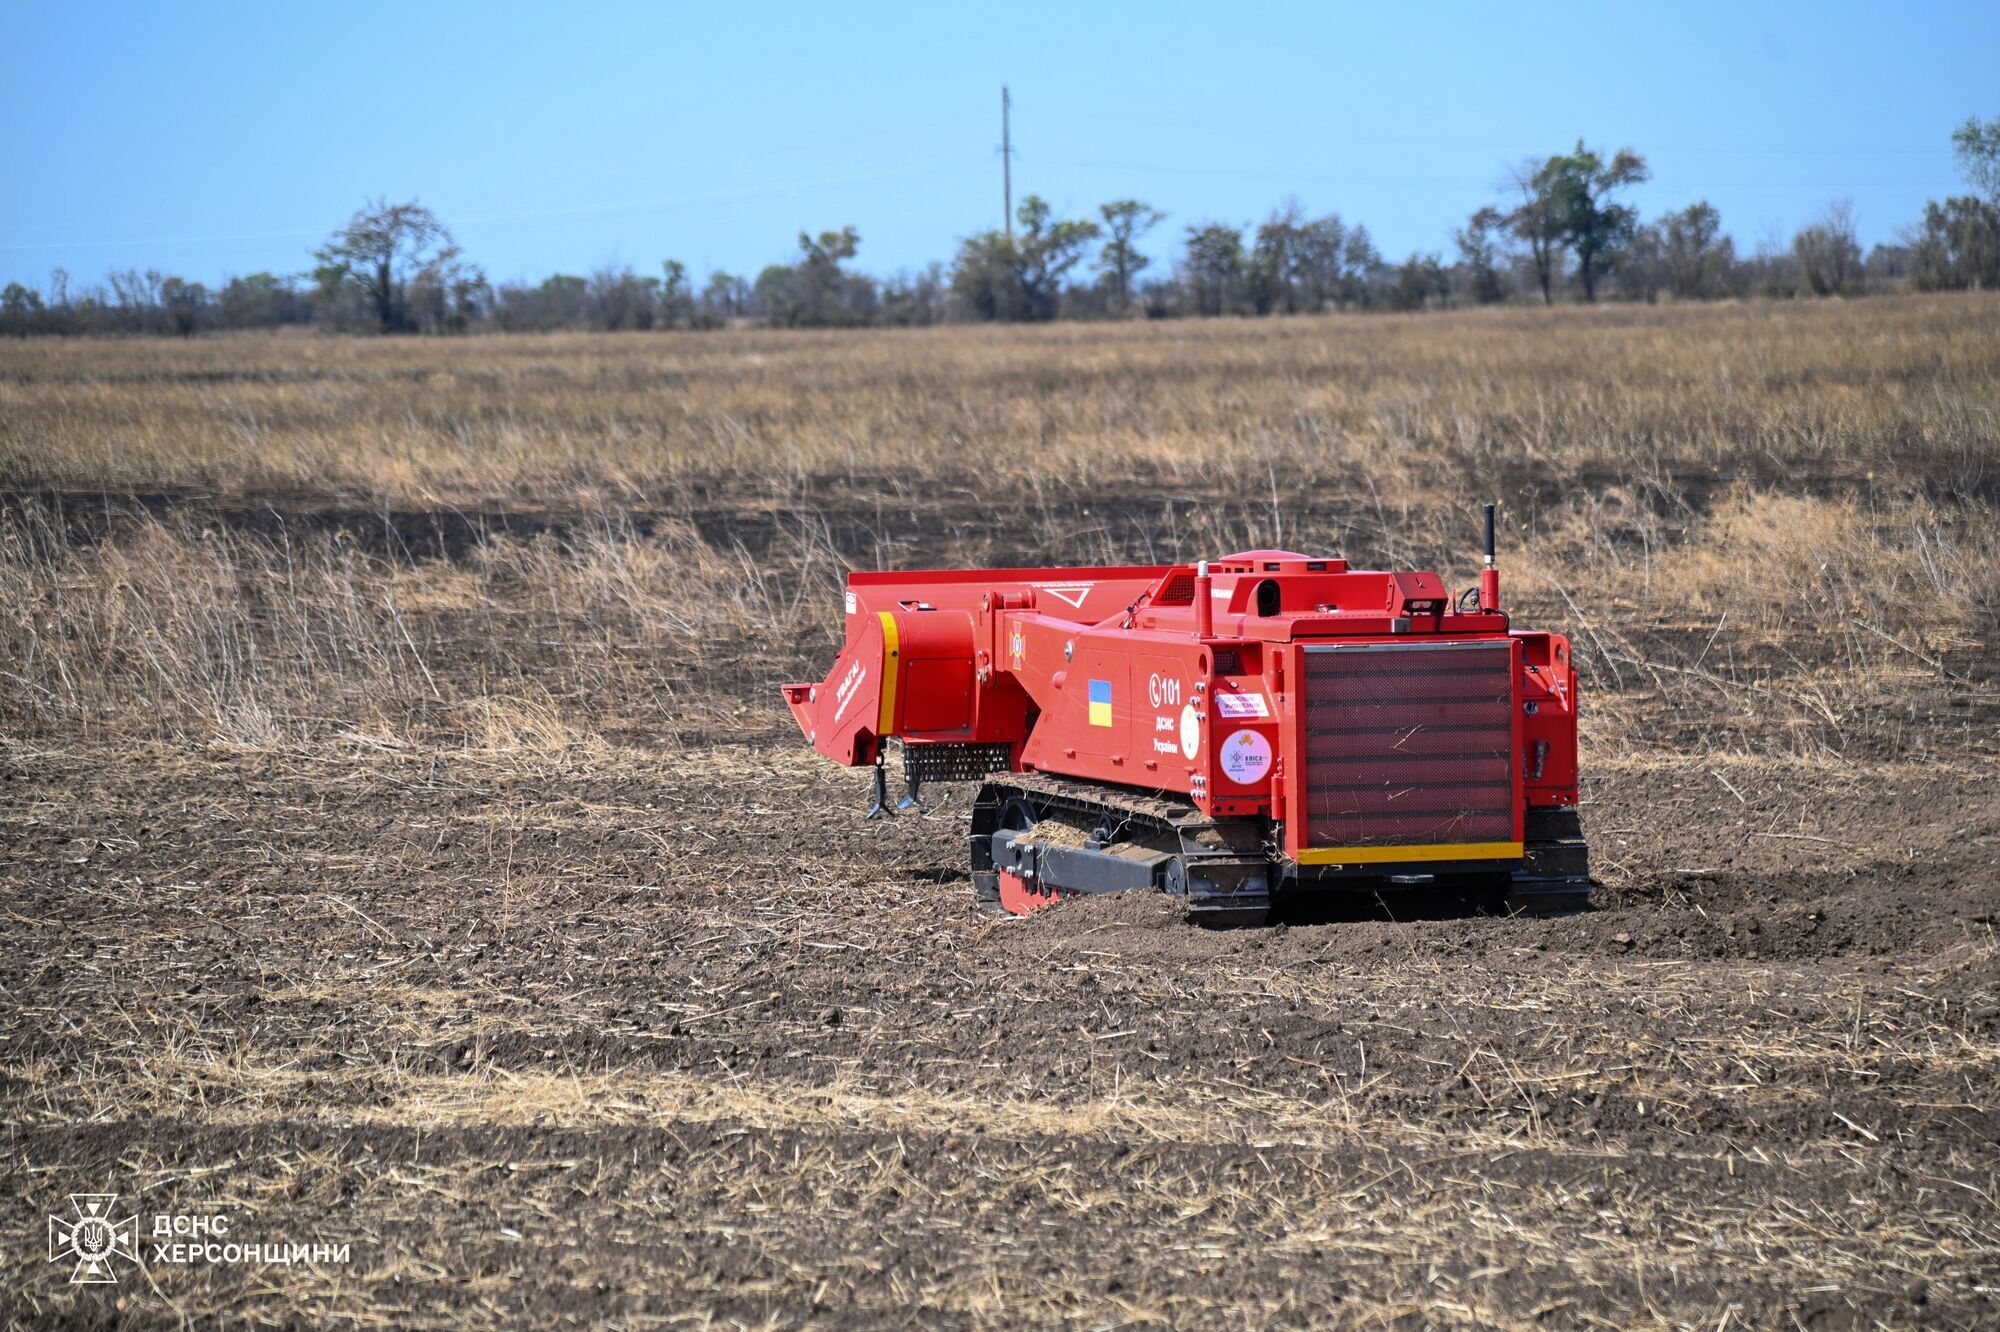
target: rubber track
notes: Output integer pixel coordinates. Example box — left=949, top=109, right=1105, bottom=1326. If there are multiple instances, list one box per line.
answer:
left=982, top=773, right=1274, bottom=924
left=988, top=771, right=1204, bottom=841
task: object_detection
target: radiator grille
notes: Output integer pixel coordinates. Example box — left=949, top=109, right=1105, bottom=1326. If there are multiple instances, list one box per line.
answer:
left=1300, top=641, right=1515, bottom=848
left=902, top=742, right=1013, bottom=784
left=1151, top=572, right=1196, bottom=605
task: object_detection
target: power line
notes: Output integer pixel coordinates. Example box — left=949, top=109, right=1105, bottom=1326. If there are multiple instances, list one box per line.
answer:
left=1064, top=109, right=1954, bottom=157
left=1065, top=156, right=1958, bottom=194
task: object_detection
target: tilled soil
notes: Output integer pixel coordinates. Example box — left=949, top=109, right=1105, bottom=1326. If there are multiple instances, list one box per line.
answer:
left=4, top=730, right=1996, bottom=1328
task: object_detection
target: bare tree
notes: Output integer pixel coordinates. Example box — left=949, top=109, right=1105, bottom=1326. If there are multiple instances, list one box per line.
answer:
left=1295, top=214, right=1347, bottom=311
left=315, top=199, right=474, bottom=332
left=106, top=269, right=163, bottom=331
left=1794, top=200, right=1862, bottom=296
left=1505, top=159, right=1565, bottom=305
left=586, top=265, right=657, bottom=330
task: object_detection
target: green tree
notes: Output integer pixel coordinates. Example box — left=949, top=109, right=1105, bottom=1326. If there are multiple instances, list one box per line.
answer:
left=701, top=270, right=747, bottom=319
left=762, top=227, right=863, bottom=327
left=448, top=272, right=490, bottom=331
left=1249, top=201, right=1307, bottom=314
left=1012, top=197, right=1099, bottom=320
left=753, top=264, right=796, bottom=322
left=1, top=281, right=45, bottom=336
left=158, top=276, right=208, bottom=337
left=1951, top=114, right=2000, bottom=203
left=1340, top=227, right=1381, bottom=308
left=218, top=273, right=304, bottom=328
left=799, top=227, right=860, bottom=325
left=949, top=232, right=1020, bottom=320
left=1294, top=214, right=1346, bottom=311
left=1095, top=199, right=1163, bottom=312
left=1658, top=201, right=1733, bottom=299
left=950, top=197, right=1098, bottom=321
left=1181, top=223, right=1246, bottom=316
left=1454, top=206, right=1508, bottom=304
left=1912, top=196, right=2000, bottom=291
left=1545, top=142, right=1649, bottom=301
left=538, top=274, right=590, bottom=325
left=661, top=260, right=693, bottom=327
left=314, top=199, right=471, bottom=332
left=1386, top=253, right=1448, bottom=311
left=1505, top=158, right=1566, bottom=305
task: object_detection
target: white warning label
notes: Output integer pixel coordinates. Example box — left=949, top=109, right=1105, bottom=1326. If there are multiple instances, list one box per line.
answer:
left=1215, top=692, right=1269, bottom=719
left=1031, top=583, right=1092, bottom=609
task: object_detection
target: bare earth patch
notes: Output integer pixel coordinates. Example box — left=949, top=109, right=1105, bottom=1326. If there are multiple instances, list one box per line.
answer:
left=4, top=738, right=1995, bottom=1328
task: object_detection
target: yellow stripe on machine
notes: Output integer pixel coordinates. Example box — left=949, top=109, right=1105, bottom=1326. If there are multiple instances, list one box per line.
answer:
left=1295, top=841, right=1523, bottom=866
left=876, top=611, right=900, bottom=735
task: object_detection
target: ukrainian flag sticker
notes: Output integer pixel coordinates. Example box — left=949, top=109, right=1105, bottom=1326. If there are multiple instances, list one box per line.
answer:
left=1087, top=679, right=1113, bottom=727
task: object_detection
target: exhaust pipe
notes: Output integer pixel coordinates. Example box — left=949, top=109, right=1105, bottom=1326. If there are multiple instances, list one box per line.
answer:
left=1194, top=560, right=1213, bottom=639
left=1479, top=502, right=1501, bottom=613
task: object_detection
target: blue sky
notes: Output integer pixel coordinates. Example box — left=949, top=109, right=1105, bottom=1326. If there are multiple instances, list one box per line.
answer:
left=2, top=1, right=1992, bottom=290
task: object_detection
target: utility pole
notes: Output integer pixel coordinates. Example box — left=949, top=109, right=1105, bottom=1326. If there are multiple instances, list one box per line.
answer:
left=1001, top=85, right=1013, bottom=238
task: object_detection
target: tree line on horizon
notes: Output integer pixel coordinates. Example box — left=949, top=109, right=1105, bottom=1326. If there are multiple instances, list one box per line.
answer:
left=5, top=118, right=1997, bottom=338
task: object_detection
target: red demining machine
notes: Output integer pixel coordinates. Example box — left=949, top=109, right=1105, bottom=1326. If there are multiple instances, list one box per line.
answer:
left=784, top=506, right=1590, bottom=926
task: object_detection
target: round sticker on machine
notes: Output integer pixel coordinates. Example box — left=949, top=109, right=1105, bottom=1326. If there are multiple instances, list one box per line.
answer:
left=1220, top=730, right=1273, bottom=785
left=1179, top=703, right=1200, bottom=759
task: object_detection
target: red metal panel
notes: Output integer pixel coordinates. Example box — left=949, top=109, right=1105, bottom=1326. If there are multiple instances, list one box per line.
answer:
left=1515, top=630, right=1581, bottom=808
left=999, top=870, right=1065, bottom=914
left=901, top=657, right=974, bottom=734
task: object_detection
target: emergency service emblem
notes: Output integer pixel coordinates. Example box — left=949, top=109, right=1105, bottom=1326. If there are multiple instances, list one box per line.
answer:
left=49, top=1194, right=138, bottom=1283
left=1009, top=626, right=1024, bottom=671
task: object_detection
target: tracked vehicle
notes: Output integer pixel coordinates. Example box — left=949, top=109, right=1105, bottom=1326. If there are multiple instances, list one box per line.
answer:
left=783, top=506, right=1589, bottom=925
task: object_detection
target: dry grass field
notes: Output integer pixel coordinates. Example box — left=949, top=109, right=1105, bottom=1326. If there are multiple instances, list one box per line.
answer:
left=3, top=295, right=1997, bottom=1328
